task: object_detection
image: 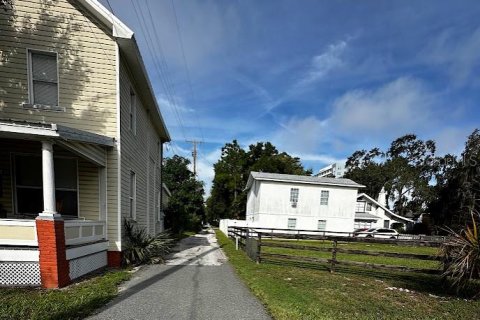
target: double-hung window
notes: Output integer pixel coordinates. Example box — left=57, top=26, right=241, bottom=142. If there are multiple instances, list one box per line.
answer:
left=317, top=220, right=326, bottom=231
left=129, top=89, right=137, bottom=134
left=157, top=190, right=161, bottom=222
left=288, top=218, right=297, bottom=229
left=320, top=190, right=329, bottom=205
left=28, top=50, right=59, bottom=107
left=356, top=201, right=365, bottom=212
left=366, top=203, right=372, bottom=211
left=129, top=171, right=136, bottom=219
left=290, top=188, right=299, bottom=207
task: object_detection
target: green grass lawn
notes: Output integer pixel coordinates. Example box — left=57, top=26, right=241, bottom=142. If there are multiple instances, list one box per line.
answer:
left=0, top=269, right=130, bottom=320
left=216, top=230, right=480, bottom=320
left=262, top=239, right=440, bottom=270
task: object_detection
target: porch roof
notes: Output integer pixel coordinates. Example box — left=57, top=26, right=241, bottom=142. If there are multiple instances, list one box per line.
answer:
left=355, top=212, right=380, bottom=221
left=0, top=119, right=114, bottom=147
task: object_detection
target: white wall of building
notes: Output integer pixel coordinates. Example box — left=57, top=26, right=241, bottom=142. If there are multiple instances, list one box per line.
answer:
left=247, top=180, right=358, bottom=232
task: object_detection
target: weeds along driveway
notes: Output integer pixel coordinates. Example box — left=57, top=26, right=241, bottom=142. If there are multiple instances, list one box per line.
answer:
left=89, top=229, right=271, bottom=320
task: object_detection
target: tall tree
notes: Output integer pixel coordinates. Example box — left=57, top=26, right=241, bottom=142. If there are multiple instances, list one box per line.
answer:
left=345, top=134, right=439, bottom=217
left=163, top=156, right=205, bottom=233
left=385, top=134, right=437, bottom=216
left=206, top=141, right=311, bottom=222
left=429, top=129, right=480, bottom=230
left=345, top=148, right=387, bottom=197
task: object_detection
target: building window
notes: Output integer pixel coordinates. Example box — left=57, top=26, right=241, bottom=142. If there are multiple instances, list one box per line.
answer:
left=354, top=220, right=372, bottom=229
left=14, top=155, right=77, bottom=216
left=366, top=203, right=372, bottom=211
left=384, top=220, right=390, bottom=228
left=129, top=171, right=136, bottom=219
left=355, top=201, right=365, bottom=212
left=129, top=89, right=137, bottom=134
left=290, top=188, right=299, bottom=207
left=28, top=50, right=58, bottom=107
left=317, top=220, right=326, bottom=231
left=288, top=218, right=297, bottom=229
left=320, top=190, right=329, bottom=205
left=157, top=190, right=161, bottom=222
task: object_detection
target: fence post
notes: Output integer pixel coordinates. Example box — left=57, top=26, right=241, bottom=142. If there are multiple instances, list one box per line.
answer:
left=256, top=233, right=262, bottom=264
left=330, top=239, right=337, bottom=273
left=235, top=236, right=239, bottom=250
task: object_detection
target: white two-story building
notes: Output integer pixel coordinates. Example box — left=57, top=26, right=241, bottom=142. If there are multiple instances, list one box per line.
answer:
left=244, top=172, right=365, bottom=232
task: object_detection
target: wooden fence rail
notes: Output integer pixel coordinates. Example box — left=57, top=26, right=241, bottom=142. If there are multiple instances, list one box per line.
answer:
left=228, top=226, right=444, bottom=275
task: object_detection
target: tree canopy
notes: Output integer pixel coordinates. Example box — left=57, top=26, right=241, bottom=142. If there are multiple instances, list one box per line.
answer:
left=206, top=140, right=311, bottom=222
left=163, top=155, right=205, bottom=233
left=345, top=130, right=480, bottom=231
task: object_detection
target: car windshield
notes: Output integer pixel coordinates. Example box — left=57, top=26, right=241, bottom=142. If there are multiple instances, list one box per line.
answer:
left=366, top=228, right=376, bottom=232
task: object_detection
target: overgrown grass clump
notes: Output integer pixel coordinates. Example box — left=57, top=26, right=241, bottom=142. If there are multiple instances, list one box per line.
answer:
left=216, top=229, right=480, bottom=320
left=0, top=270, right=130, bottom=320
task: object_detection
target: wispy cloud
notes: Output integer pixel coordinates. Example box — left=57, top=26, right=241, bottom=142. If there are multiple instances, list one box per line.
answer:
left=329, top=77, right=436, bottom=138
left=293, top=40, right=348, bottom=90
left=271, top=116, right=327, bottom=154
left=422, top=27, right=480, bottom=87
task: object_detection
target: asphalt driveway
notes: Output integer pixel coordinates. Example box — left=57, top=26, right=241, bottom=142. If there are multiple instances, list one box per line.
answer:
left=89, top=229, right=271, bottom=320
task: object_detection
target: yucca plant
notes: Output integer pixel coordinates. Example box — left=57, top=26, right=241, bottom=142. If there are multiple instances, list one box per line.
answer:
left=440, top=210, right=480, bottom=295
left=123, top=219, right=175, bottom=266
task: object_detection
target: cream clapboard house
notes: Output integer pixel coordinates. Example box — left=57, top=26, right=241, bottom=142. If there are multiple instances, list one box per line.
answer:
left=0, top=0, right=170, bottom=288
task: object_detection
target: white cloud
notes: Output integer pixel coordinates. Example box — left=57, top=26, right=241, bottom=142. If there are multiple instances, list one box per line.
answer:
left=329, top=77, right=435, bottom=138
left=433, top=127, right=472, bottom=156
left=271, top=116, right=327, bottom=154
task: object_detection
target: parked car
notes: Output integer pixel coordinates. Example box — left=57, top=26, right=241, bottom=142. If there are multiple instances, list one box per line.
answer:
left=354, top=228, right=399, bottom=239
left=353, top=228, right=369, bottom=235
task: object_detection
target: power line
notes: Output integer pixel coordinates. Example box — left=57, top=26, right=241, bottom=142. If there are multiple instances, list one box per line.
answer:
left=105, top=0, right=115, bottom=15
left=141, top=0, right=188, bottom=140
left=130, top=0, right=188, bottom=140
left=169, top=0, right=205, bottom=144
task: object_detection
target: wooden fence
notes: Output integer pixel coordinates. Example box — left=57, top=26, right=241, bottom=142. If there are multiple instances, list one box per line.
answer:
left=228, top=226, right=444, bottom=275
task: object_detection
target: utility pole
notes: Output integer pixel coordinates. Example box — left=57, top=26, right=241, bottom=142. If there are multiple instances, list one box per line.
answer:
left=186, top=140, right=202, bottom=176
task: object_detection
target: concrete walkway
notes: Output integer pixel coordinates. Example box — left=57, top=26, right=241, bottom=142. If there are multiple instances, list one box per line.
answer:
left=89, top=229, right=271, bottom=320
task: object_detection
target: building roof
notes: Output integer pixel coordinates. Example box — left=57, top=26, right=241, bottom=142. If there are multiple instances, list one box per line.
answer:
left=357, top=193, right=414, bottom=223
left=77, top=0, right=170, bottom=142
left=355, top=212, right=380, bottom=220
left=245, top=171, right=365, bottom=190
left=0, top=118, right=114, bottom=146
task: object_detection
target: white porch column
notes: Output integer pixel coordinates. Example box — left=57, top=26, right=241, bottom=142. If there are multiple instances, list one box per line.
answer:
left=39, top=140, right=59, bottom=218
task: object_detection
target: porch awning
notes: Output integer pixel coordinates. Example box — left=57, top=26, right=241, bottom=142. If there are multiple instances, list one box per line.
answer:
left=355, top=212, right=380, bottom=220
left=0, top=119, right=114, bottom=167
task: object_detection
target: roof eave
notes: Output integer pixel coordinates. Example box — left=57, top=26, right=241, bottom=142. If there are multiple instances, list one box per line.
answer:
left=253, top=177, right=364, bottom=189
left=357, top=193, right=414, bottom=223
left=77, top=0, right=171, bottom=142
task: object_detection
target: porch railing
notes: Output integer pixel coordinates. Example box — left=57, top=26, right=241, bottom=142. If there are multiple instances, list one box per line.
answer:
left=0, top=219, right=38, bottom=246
left=64, top=220, right=106, bottom=246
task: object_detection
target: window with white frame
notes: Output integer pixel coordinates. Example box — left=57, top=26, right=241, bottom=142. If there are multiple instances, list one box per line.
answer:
left=129, top=89, right=137, bottom=134
left=317, top=219, right=326, bottom=231
left=157, top=190, right=161, bottom=222
left=354, top=220, right=372, bottom=229
left=14, top=155, right=77, bottom=216
left=320, top=190, right=329, bottom=205
left=129, top=171, right=136, bottom=219
left=355, top=201, right=365, bottom=212
left=28, top=50, right=58, bottom=107
left=366, top=203, right=372, bottom=211
left=287, top=218, right=297, bottom=229
left=290, top=188, right=299, bottom=207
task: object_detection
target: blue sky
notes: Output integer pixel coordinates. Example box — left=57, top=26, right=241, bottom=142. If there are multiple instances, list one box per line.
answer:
left=102, top=0, right=480, bottom=193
